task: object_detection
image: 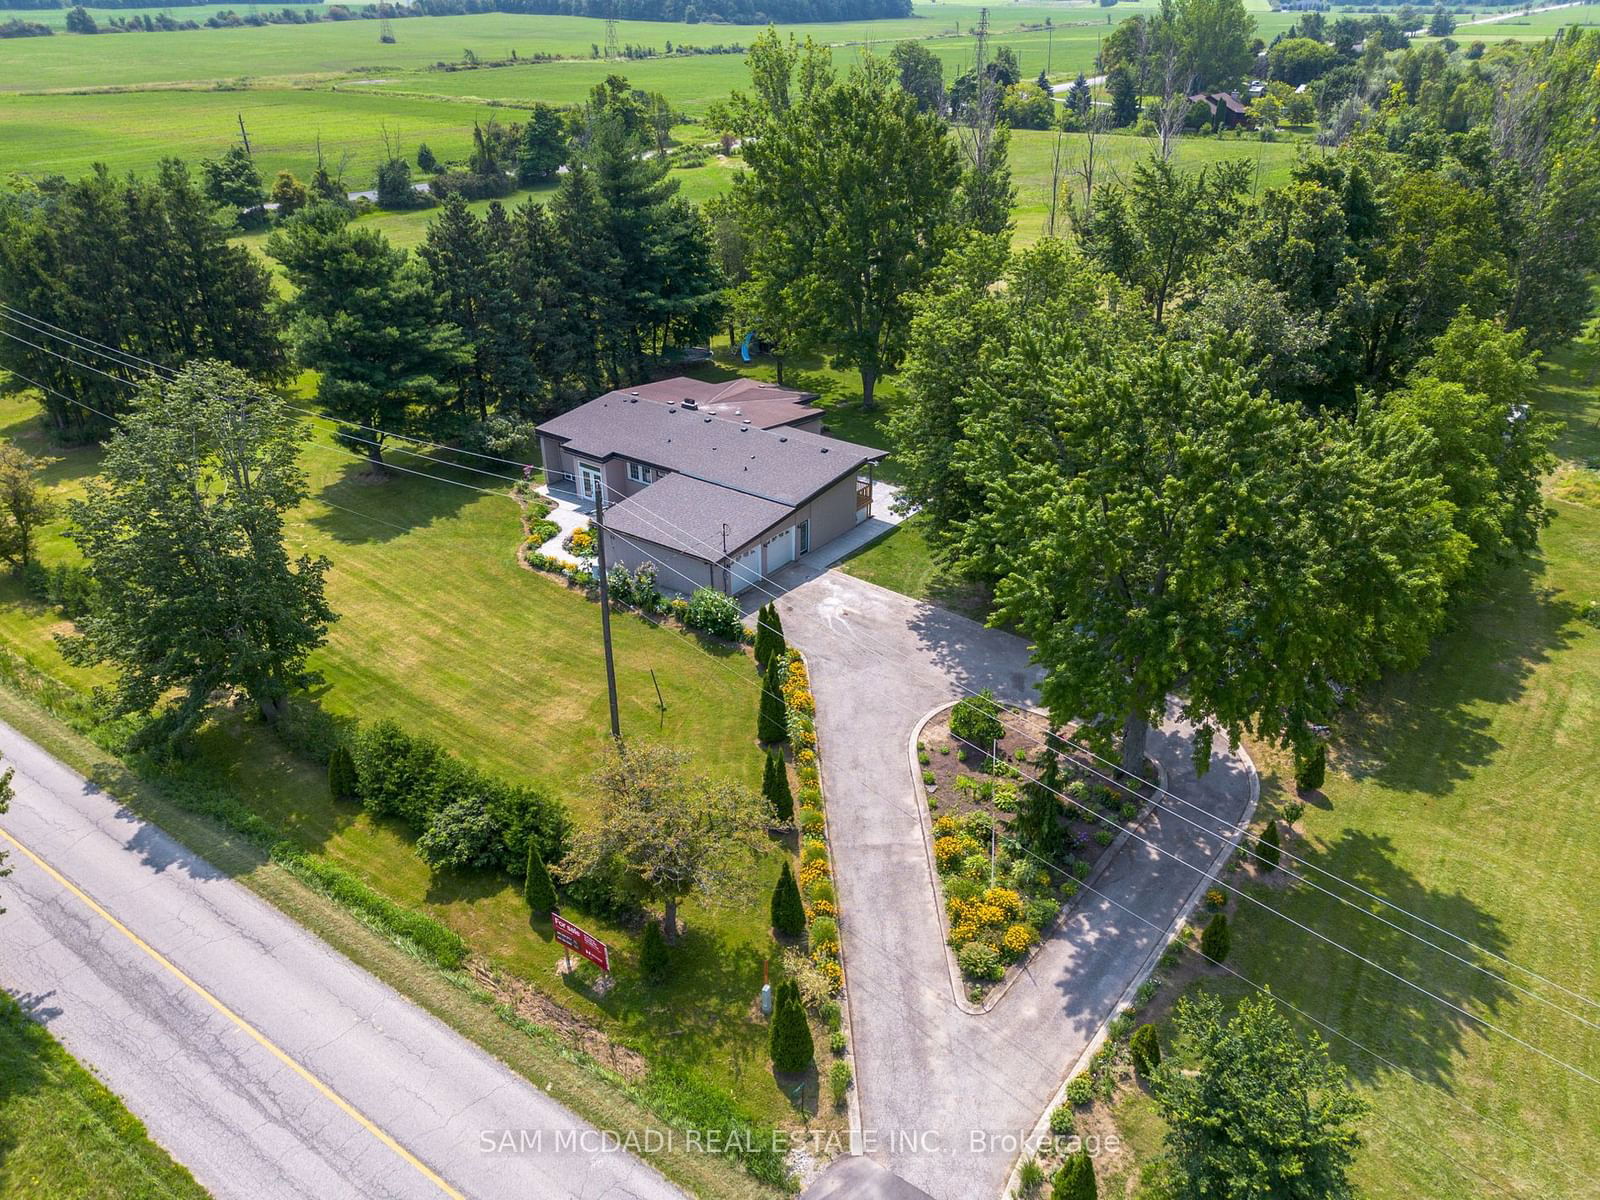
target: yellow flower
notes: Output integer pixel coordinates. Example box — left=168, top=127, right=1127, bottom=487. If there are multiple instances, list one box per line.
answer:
left=983, top=887, right=1024, bottom=922
left=1001, top=923, right=1037, bottom=958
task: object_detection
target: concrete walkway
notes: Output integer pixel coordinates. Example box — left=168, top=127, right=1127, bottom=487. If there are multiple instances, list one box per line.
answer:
left=774, top=571, right=1255, bottom=1200
left=0, top=719, right=683, bottom=1200
left=534, top=484, right=593, bottom=565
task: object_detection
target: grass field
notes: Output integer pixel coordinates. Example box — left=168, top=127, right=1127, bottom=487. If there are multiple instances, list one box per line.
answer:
left=1085, top=337, right=1600, bottom=1199
left=0, top=387, right=828, bottom=1137
left=0, top=991, right=208, bottom=1200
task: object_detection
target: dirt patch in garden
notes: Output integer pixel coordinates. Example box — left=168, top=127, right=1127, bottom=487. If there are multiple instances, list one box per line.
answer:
left=466, top=956, right=649, bottom=1081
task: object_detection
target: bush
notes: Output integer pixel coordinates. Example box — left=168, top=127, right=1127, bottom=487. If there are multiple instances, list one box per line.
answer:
left=524, top=842, right=557, bottom=915
left=950, top=688, right=1005, bottom=748
left=957, top=941, right=1004, bottom=981
left=769, top=980, right=814, bottom=1073
left=417, top=794, right=503, bottom=870
left=830, top=1029, right=848, bottom=1055
left=327, top=743, right=357, bottom=802
left=640, top=918, right=670, bottom=985
left=798, top=807, right=826, bottom=835
left=1017, top=1158, right=1047, bottom=1198
left=771, top=860, right=806, bottom=937
left=685, top=586, right=743, bottom=640
left=1130, top=1022, right=1161, bottom=1074
left=1201, top=912, right=1231, bottom=963
left=1282, top=800, right=1304, bottom=826
left=276, top=849, right=465, bottom=969
left=828, top=1059, right=852, bottom=1107
left=1294, top=743, right=1327, bottom=791
left=763, top=751, right=794, bottom=823
left=1065, top=1074, right=1094, bottom=1106
left=1048, top=1104, right=1076, bottom=1137
left=1052, top=1150, right=1097, bottom=1200
left=810, top=915, right=839, bottom=946
left=1255, top=819, right=1281, bottom=872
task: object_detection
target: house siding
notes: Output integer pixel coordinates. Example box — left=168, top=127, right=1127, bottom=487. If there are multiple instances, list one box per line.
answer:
left=601, top=529, right=722, bottom=594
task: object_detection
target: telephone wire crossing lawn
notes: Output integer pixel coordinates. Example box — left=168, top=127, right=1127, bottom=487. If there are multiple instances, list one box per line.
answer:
left=554, top=912, right=611, bottom=972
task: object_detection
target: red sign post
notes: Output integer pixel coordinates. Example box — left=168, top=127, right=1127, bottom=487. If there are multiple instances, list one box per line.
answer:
left=552, top=912, right=611, bottom=972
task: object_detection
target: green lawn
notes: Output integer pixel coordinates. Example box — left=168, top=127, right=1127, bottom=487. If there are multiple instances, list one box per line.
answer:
left=0, top=388, right=821, bottom=1139
left=0, top=992, right=209, bottom=1200
left=1106, top=337, right=1600, bottom=1199
left=837, top=515, right=993, bottom=621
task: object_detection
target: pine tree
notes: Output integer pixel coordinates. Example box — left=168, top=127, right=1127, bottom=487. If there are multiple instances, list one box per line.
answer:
left=517, top=102, right=568, bottom=185
left=328, top=744, right=357, bottom=802
left=1052, top=1150, right=1097, bottom=1200
left=524, top=842, right=558, bottom=915
left=1130, top=1023, right=1161, bottom=1075
left=771, top=859, right=806, bottom=936
left=769, top=979, right=814, bottom=1073
left=1201, top=912, right=1231, bottom=964
left=639, top=917, right=669, bottom=985
left=758, top=653, right=789, bottom=745
left=1256, top=819, right=1281, bottom=872
left=1295, top=744, right=1327, bottom=791
left=1017, top=748, right=1067, bottom=862
left=767, top=605, right=787, bottom=661
left=549, top=164, right=625, bottom=391
left=763, top=751, right=795, bottom=823
left=754, top=603, right=775, bottom=670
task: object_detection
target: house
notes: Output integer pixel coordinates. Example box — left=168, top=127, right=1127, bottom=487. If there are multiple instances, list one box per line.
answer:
left=1187, top=90, right=1251, bottom=129
left=535, top=377, right=886, bottom=595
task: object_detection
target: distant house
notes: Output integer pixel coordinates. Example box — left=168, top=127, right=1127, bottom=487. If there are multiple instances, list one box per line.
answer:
left=1188, top=90, right=1251, bottom=128
left=535, top=377, right=885, bottom=595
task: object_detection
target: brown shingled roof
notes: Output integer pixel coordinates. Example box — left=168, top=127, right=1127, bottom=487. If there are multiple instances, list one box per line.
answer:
left=593, top=376, right=822, bottom=430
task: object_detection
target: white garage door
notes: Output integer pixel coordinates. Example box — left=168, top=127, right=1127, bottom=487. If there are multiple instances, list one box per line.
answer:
left=729, top=544, right=763, bottom=593
left=764, top=527, right=795, bottom=572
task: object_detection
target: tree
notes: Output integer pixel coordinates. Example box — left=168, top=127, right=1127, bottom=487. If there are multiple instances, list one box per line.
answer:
left=374, top=156, right=421, bottom=210
left=730, top=44, right=961, bottom=408
left=61, top=361, right=334, bottom=746
left=267, top=204, right=463, bottom=465
left=763, top=750, right=795, bottom=823
left=64, top=5, right=97, bottom=32
left=1267, top=37, right=1336, bottom=87
left=524, top=841, right=558, bottom=915
left=557, top=742, right=772, bottom=942
left=328, top=743, right=358, bottom=802
left=1106, top=65, right=1139, bottom=127
left=1080, top=156, right=1251, bottom=326
left=1130, top=1023, right=1161, bottom=1074
left=758, top=653, right=789, bottom=745
left=770, top=978, right=814, bottom=1073
left=891, top=39, right=945, bottom=114
left=201, top=143, right=266, bottom=228
left=1015, top=747, right=1068, bottom=862
left=1255, top=818, right=1281, bottom=871
left=950, top=688, right=1004, bottom=749
left=417, top=142, right=438, bottom=173
left=0, top=445, right=55, bottom=569
left=771, top=859, right=806, bottom=936
left=517, top=102, right=568, bottom=184
left=1051, top=1151, right=1097, bottom=1200
left=1154, top=992, right=1367, bottom=1200
left=269, top=170, right=308, bottom=219
left=1174, top=0, right=1256, bottom=90
left=1294, top=744, right=1326, bottom=791
left=754, top=602, right=777, bottom=668
left=1200, top=912, right=1230, bottom=962
left=1428, top=6, right=1454, bottom=37
left=639, top=916, right=670, bottom=984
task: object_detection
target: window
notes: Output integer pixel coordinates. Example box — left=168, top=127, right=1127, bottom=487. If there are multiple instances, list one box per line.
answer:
left=797, top=519, right=810, bottom=555
left=627, top=461, right=654, bottom=485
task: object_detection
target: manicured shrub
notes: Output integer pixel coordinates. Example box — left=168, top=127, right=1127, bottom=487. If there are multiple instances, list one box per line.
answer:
left=810, top=915, right=839, bottom=946
left=828, top=1059, right=852, bottom=1107
left=327, top=743, right=357, bottom=802
left=950, top=688, right=1005, bottom=748
left=685, top=586, right=743, bottom=640
left=1295, top=743, right=1327, bottom=791
left=1255, top=818, right=1281, bottom=872
left=762, top=751, right=794, bottom=823
left=956, top=941, right=1004, bottom=981
left=1283, top=800, right=1305, bottom=826
left=758, top=654, right=789, bottom=745
left=639, top=917, right=669, bottom=985
left=1201, top=912, right=1231, bottom=963
left=771, top=860, right=806, bottom=937
left=798, top=807, right=826, bottom=835
left=769, top=980, right=814, bottom=1073
left=1065, top=1074, right=1093, bottom=1106
left=1048, top=1104, right=1076, bottom=1137
left=753, top=602, right=787, bottom=670
left=830, top=1030, right=848, bottom=1055
left=1130, top=1023, right=1161, bottom=1075
left=524, top=842, right=557, bottom=915
left=1052, top=1150, right=1097, bottom=1200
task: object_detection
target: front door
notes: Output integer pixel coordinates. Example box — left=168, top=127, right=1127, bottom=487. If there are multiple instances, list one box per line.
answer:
left=578, top=463, right=602, bottom=501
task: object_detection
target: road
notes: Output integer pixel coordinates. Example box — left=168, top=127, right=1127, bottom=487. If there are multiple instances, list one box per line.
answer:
left=0, top=719, right=683, bottom=1200
left=774, top=569, right=1255, bottom=1200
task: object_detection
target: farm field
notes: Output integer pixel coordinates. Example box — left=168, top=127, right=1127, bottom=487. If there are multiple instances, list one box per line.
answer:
left=1102, top=336, right=1600, bottom=1200
left=0, top=992, right=210, bottom=1200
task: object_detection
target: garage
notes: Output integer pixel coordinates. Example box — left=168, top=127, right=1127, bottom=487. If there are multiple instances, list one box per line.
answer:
left=763, top=526, right=796, bottom=573
left=729, top=544, right=764, bottom=593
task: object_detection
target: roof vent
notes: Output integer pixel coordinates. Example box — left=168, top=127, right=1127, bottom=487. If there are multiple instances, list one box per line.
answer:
left=820, top=446, right=830, bottom=454
left=778, top=436, right=788, bottom=442
left=667, top=406, right=677, bottom=414
left=704, top=416, right=713, bottom=423
left=682, top=398, right=698, bottom=409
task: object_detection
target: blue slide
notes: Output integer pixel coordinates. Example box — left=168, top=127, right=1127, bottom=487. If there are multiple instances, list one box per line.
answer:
left=740, top=331, right=756, bottom=363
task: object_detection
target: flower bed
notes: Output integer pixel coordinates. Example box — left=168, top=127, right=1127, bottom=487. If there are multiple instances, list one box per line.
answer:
left=915, top=699, right=1156, bottom=1000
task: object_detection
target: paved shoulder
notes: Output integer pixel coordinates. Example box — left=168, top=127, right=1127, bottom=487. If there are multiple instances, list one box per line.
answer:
left=0, top=720, right=683, bottom=1200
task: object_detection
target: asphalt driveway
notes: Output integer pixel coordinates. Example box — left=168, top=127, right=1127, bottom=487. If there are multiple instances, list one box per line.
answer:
left=775, top=569, right=1255, bottom=1200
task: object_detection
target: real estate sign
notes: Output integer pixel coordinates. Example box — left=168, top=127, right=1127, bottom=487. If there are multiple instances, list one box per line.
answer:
left=552, top=913, right=610, bottom=972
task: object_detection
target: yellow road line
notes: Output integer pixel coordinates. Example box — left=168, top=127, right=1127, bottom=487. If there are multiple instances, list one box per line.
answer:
left=0, top=824, right=465, bottom=1200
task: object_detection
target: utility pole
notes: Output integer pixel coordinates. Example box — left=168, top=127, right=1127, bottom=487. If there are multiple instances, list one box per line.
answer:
left=592, top=482, right=622, bottom=741
left=604, top=0, right=620, bottom=61
left=236, top=113, right=253, bottom=158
